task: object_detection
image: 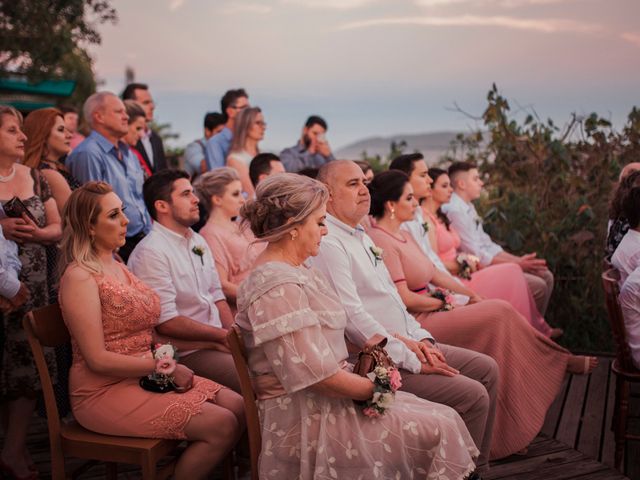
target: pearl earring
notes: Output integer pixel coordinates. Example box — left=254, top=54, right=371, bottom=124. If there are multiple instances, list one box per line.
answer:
left=390, top=208, right=396, bottom=220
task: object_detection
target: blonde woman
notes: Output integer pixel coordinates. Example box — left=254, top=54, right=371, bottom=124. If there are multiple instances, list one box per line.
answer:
left=58, top=182, right=245, bottom=479
left=226, top=107, right=265, bottom=196
left=195, top=168, right=265, bottom=307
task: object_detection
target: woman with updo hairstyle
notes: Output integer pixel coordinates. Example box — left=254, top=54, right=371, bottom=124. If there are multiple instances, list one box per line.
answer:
left=365, top=169, right=597, bottom=459
left=23, top=107, right=79, bottom=215
left=194, top=167, right=265, bottom=307
left=234, top=172, right=480, bottom=479
left=612, top=185, right=640, bottom=284
left=421, top=167, right=562, bottom=337
left=58, top=181, right=246, bottom=479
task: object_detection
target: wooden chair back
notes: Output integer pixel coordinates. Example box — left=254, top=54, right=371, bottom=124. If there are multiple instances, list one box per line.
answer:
left=602, top=268, right=636, bottom=372
left=227, top=325, right=261, bottom=480
left=23, top=304, right=69, bottom=473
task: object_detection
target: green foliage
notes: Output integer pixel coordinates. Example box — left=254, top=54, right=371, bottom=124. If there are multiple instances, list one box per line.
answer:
left=0, top=0, right=116, bottom=79
left=361, top=139, right=408, bottom=173
left=443, top=84, right=640, bottom=352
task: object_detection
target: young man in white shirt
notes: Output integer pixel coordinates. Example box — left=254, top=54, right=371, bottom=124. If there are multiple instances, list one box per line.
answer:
left=311, top=160, right=497, bottom=475
left=443, top=161, right=554, bottom=315
left=128, top=169, right=240, bottom=392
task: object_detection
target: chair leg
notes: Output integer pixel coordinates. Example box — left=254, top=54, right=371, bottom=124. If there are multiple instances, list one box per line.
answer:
left=613, top=376, right=630, bottom=471
left=50, top=454, right=66, bottom=480
left=141, top=453, right=157, bottom=480
left=105, top=462, right=118, bottom=480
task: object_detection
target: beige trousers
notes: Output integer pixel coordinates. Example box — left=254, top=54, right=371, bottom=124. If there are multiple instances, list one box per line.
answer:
left=180, top=349, right=242, bottom=394
left=524, top=268, right=555, bottom=316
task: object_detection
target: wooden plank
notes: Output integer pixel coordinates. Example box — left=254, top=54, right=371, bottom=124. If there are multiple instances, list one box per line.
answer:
left=486, top=445, right=584, bottom=479
left=602, top=364, right=618, bottom=467
left=556, top=372, right=590, bottom=447
left=625, top=417, right=640, bottom=480
left=577, top=358, right=611, bottom=459
left=542, top=374, right=572, bottom=437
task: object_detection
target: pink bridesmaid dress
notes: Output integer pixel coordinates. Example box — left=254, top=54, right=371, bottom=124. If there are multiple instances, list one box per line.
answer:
left=366, top=225, right=570, bottom=460
left=427, top=211, right=554, bottom=337
left=64, top=265, right=222, bottom=439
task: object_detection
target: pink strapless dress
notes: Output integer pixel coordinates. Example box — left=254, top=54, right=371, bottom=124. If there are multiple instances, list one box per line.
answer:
left=65, top=265, right=221, bottom=439
left=428, top=211, right=553, bottom=336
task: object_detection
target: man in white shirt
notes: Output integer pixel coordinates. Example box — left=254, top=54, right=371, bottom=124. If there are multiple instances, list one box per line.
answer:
left=443, top=161, right=554, bottom=315
left=619, top=266, right=640, bottom=369
left=128, top=169, right=239, bottom=392
left=311, top=160, right=498, bottom=474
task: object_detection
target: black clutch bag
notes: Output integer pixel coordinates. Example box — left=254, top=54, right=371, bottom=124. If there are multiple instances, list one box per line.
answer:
left=139, top=375, right=176, bottom=393
left=3, top=196, right=37, bottom=223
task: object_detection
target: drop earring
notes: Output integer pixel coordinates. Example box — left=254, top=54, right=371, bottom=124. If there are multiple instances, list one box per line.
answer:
left=390, top=208, right=396, bottom=220
left=290, top=230, right=298, bottom=241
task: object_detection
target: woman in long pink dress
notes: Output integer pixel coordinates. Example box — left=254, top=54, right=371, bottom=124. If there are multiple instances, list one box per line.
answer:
left=236, top=173, right=479, bottom=479
left=423, top=167, right=561, bottom=338
left=195, top=168, right=265, bottom=309
left=58, top=182, right=245, bottom=479
left=366, top=170, right=597, bottom=459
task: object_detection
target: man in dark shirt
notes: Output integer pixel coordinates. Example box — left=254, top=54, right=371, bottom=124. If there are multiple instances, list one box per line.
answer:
left=280, top=115, right=335, bottom=172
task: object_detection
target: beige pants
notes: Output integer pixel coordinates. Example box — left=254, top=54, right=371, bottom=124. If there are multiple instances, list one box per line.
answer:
left=180, top=349, right=241, bottom=394
left=398, top=343, right=499, bottom=472
left=524, top=268, right=554, bottom=316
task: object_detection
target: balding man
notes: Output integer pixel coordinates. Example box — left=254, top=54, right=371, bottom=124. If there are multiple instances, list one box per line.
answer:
left=67, top=91, right=151, bottom=260
left=311, top=160, right=497, bottom=477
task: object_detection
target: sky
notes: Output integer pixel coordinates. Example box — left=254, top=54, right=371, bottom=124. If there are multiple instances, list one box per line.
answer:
left=90, top=0, right=640, bottom=152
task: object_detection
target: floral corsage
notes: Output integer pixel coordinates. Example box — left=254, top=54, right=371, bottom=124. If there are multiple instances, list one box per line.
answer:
left=421, top=221, right=429, bottom=235
left=140, top=343, right=178, bottom=393
left=430, top=287, right=455, bottom=312
left=456, top=253, right=480, bottom=280
left=369, top=245, right=383, bottom=266
left=362, top=365, right=403, bottom=418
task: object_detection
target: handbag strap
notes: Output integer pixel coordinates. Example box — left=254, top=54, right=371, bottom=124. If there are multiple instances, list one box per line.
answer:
left=363, top=333, right=388, bottom=353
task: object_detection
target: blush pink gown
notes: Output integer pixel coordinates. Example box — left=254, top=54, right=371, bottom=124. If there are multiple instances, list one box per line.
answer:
left=366, top=225, right=570, bottom=459
left=64, top=265, right=222, bottom=439
left=427, top=211, right=553, bottom=336
left=200, top=222, right=266, bottom=311
left=235, top=262, right=479, bottom=479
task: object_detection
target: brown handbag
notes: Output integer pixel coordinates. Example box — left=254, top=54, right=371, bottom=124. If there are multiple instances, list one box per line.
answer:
left=353, top=334, right=397, bottom=377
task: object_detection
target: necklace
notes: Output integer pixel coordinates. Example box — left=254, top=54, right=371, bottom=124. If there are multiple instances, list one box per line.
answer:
left=0, top=165, right=16, bottom=183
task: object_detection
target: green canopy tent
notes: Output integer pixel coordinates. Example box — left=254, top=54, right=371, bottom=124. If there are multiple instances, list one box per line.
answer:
left=0, top=77, right=76, bottom=112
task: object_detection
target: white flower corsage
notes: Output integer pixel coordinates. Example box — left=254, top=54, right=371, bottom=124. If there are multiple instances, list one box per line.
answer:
left=369, top=246, right=383, bottom=266
left=192, top=245, right=205, bottom=265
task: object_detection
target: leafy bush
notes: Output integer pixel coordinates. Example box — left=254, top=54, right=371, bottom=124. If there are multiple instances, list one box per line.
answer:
left=442, top=85, right=640, bottom=352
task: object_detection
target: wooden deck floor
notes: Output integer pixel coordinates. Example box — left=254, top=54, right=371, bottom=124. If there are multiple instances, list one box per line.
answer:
left=2, top=356, right=638, bottom=479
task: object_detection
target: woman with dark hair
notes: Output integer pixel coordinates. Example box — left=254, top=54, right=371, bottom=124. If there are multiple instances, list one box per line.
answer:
left=226, top=107, right=265, bottom=197
left=606, top=169, right=640, bottom=262
left=365, top=169, right=597, bottom=460
left=22, top=107, right=79, bottom=215
left=123, top=100, right=152, bottom=178
left=612, top=185, right=640, bottom=284
left=0, top=105, right=62, bottom=479
left=235, top=172, right=479, bottom=479
left=423, top=167, right=561, bottom=337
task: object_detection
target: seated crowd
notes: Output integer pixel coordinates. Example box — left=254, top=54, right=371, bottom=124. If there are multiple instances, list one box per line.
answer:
left=0, top=82, right=631, bottom=480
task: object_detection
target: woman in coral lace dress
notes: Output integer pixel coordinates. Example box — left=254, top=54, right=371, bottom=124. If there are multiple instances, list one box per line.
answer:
left=365, top=170, right=597, bottom=459
left=423, top=167, right=561, bottom=338
left=235, top=173, right=479, bottom=479
left=58, top=182, right=245, bottom=479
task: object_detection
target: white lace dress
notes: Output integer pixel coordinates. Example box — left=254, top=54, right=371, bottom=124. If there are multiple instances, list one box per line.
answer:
left=235, top=262, right=478, bottom=479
